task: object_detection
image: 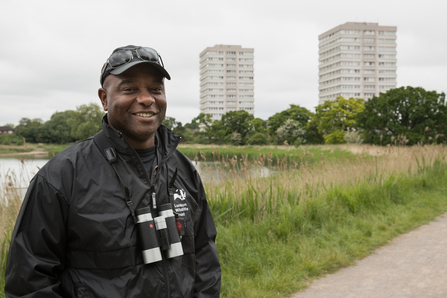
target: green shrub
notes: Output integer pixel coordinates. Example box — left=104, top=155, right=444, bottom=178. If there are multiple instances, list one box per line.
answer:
left=247, top=133, right=268, bottom=145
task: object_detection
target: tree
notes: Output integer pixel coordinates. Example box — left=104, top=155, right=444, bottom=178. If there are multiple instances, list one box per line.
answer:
left=267, top=104, right=313, bottom=137
left=162, top=116, right=179, bottom=130
left=184, top=116, right=201, bottom=131
left=315, top=96, right=365, bottom=144
left=15, top=118, right=44, bottom=143
left=37, top=110, right=77, bottom=144
left=358, top=86, right=447, bottom=145
left=218, top=111, right=255, bottom=144
left=305, top=116, right=325, bottom=144
left=3, top=123, right=15, bottom=129
left=275, top=119, right=306, bottom=144
left=194, top=113, right=215, bottom=142
left=67, top=103, right=104, bottom=141
left=250, top=118, right=266, bottom=134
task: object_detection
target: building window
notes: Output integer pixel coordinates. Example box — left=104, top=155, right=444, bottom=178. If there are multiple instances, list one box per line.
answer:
left=378, top=39, right=395, bottom=44
left=363, top=38, right=375, bottom=43
left=378, top=54, right=396, bottom=59
left=378, top=62, right=396, bottom=66
left=226, top=51, right=236, bottom=55
left=364, top=77, right=375, bottom=82
left=363, top=46, right=375, bottom=50
left=364, top=30, right=375, bottom=35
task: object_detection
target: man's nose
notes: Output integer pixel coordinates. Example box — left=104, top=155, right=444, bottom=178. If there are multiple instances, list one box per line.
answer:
left=136, top=89, right=155, bottom=105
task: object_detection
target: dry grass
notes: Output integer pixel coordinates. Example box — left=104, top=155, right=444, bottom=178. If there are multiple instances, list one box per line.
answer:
left=203, top=144, right=447, bottom=221
left=0, top=160, right=36, bottom=250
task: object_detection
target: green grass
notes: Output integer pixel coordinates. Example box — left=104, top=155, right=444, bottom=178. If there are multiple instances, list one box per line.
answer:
left=216, top=157, right=447, bottom=297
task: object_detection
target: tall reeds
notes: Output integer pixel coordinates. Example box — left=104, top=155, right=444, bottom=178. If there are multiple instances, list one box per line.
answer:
left=0, top=177, right=21, bottom=293
left=203, top=145, right=447, bottom=224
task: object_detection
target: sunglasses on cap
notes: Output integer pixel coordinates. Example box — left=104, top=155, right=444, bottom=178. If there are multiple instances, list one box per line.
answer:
left=100, top=46, right=171, bottom=85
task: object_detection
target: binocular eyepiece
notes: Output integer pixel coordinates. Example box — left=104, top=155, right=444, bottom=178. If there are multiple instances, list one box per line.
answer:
left=136, top=203, right=183, bottom=265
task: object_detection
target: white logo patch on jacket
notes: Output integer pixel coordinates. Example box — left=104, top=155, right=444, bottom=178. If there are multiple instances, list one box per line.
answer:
left=174, top=189, right=189, bottom=217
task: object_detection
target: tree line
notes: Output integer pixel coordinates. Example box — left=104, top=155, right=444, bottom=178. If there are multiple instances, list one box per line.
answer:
left=0, top=103, right=103, bottom=145
left=2, top=86, right=446, bottom=146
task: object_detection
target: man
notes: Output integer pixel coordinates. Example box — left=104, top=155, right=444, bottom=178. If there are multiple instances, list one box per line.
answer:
left=5, top=45, right=221, bottom=297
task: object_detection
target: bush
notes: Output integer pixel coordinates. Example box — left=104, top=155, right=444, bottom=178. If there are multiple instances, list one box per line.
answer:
left=0, top=134, right=23, bottom=145
left=324, top=130, right=345, bottom=144
left=294, top=138, right=302, bottom=148
left=344, top=131, right=364, bottom=144
left=247, top=133, right=268, bottom=145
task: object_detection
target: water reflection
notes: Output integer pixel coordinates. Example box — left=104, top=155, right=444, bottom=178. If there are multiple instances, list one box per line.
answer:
left=0, top=157, right=49, bottom=196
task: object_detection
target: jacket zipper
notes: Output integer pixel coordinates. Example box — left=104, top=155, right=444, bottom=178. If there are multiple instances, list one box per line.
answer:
left=149, top=157, right=171, bottom=297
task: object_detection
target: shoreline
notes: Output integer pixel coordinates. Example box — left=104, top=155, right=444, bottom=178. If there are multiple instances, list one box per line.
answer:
left=0, top=148, right=49, bottom=158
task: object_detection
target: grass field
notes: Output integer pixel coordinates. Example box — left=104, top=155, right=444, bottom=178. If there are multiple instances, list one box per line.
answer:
left=1, top=144, right=447, bottom=297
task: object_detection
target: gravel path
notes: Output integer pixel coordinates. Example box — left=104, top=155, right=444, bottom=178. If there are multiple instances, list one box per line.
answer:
left=289, top=213, right=447, bottom=298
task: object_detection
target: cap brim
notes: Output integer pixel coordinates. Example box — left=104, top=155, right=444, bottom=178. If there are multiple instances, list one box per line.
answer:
left=110, top=60, right=171, bottom=80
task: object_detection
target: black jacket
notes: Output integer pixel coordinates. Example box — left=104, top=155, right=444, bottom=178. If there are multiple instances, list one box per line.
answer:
left=5, top=117, right=221, bottom=297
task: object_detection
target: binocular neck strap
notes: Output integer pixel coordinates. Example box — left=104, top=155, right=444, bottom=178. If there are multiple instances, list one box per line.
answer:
left=93, top=130, right=138, bottom=224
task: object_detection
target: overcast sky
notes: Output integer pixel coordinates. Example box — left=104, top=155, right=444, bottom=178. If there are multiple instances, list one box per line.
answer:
left=1, top=0, right=446, bottom=127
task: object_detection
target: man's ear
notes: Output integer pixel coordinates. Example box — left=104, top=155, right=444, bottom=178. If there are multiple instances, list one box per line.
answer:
left=98, top=88, right=108, bottom=111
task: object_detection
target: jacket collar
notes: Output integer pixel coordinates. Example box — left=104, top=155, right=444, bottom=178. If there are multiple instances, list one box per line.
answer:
left=101, top=114, right=180, bottom=157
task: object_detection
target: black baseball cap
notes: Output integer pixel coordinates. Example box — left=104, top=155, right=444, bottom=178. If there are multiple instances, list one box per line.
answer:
left=100, top=45, right=171, bottom=86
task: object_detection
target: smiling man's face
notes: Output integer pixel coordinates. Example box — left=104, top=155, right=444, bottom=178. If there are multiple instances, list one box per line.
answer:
left=98, top=63, right=167, bottom=149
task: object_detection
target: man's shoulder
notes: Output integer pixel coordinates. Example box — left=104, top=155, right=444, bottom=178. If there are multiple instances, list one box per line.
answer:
left=171, top=148, right=195, bottom=171
left=38, top=138, right=100, bottom=179
left=48, top=138, right=97, bottom=163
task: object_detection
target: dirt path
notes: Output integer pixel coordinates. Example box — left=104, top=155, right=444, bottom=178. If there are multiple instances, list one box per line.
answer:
left=289, top=213, right=447, bottom=298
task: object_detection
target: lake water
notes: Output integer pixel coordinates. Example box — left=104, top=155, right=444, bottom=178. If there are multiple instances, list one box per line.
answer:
left=0, top=157, right=271, bottom=197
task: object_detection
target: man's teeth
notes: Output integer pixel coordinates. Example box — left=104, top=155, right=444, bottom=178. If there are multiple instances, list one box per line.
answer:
left=136, top=113, right=153, bottom=117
